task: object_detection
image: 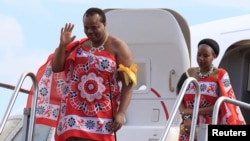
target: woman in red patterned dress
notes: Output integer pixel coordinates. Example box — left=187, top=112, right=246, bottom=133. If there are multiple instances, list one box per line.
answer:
left=48, top=7, right=137, bottom=141
left=177, top=38, right=246, bottom=141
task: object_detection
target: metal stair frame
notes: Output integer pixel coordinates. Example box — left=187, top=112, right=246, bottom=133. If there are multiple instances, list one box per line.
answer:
left=159, top=77, right=201, bottom=141
left=0, top=72, right=38, bottom=141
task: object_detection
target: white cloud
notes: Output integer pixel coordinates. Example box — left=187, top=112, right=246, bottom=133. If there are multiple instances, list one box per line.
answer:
left=0, top=14, right=50, bottom=119
left=0, top=14, right=24, bottom=85
left=0, top=14, right=24, bottom=50
left=0, top=14, right=29, bottom=85
left=0, top=47, right=51, bottom=89
left=0, top=14, right=51, bottom=88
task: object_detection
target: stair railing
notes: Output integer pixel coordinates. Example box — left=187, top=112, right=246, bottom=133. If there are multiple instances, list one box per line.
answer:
left=159, top=77, right=201, bottom=141
left=0, top=72, right=38, bottom=141
left=212, top=96, right=250, bottom=124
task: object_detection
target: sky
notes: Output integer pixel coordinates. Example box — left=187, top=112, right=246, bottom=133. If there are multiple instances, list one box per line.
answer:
left=0, top=0, right=250, bottom=120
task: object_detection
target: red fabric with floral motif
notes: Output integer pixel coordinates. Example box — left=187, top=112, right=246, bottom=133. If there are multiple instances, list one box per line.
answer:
left=179, top=68, right=245, bottom=141
left=27, top=38, right=121, bottom=141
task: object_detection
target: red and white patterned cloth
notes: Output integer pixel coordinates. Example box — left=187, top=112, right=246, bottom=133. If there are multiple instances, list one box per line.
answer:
left=179, top=68, right=246, bottom=141
left=27, top=38, right=121, bottom=141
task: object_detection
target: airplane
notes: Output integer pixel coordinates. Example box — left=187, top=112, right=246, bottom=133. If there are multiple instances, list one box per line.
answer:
left=0, top=8, right=250, bottom=141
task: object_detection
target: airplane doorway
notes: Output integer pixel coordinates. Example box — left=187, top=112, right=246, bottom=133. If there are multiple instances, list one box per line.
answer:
left=219, top=40, right=250, bottom=124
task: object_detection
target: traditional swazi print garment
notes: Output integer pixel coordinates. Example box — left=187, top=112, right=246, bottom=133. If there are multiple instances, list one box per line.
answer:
left=179, top=68, right=246, bottom=141
left=26, top=53, right=63, bottom=127
left=27, top=38, right=121, bottom=141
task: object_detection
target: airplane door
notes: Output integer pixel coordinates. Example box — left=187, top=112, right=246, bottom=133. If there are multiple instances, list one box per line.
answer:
left=105, top=9, right=190, bottom=140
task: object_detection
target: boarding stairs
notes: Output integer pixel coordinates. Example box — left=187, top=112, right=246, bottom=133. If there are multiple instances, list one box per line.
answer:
left=1, top=73, right=250, bottom=141
left=159, top=77, right=250, bottom=141
left=0, top=72, right=38, bottom=141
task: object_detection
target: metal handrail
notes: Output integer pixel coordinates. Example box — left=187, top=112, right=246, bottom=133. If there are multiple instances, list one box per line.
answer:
left=0, top=72, right=38, bottom=141
left=159, top=77, right=201, bottom=141
left=0, top=82, right=30, bottom=94
left=212, top=96, right=250, bottom=124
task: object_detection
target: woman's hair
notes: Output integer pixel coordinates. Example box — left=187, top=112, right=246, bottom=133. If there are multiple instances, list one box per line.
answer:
left=176, top=72, right=188, bottom=95
left=198, top=38, right=220, bottom=57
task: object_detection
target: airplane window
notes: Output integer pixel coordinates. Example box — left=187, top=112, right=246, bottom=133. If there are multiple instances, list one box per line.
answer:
left=134, top=58, right=150, bottom=93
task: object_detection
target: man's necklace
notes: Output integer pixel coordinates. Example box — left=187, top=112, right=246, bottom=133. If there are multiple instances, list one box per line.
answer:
left=90, top=33, right=109, bottom=53
left=197, top=65, right=214, bottom=78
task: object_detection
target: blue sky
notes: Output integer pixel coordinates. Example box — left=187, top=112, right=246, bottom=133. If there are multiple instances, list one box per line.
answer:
left=0, top=0, right=250, bottom=119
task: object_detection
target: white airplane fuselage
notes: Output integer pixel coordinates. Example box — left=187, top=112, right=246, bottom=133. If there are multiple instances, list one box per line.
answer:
left=1, top=8, right=250, bottom=141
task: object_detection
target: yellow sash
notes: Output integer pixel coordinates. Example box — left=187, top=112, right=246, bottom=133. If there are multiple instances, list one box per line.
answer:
left=117, top=64, right=137, bottom=86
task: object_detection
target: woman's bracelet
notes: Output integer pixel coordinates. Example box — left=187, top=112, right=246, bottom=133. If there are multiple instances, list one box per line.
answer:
left=182, top=114, right=192, bottom=120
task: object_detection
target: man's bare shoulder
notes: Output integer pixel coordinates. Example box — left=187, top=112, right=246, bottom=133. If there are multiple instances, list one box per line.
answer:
left=108, top=35, right=127, bottom=48
left=107, top=35, right=130, bottom=54
left=107, top=34, right=133, bottom=65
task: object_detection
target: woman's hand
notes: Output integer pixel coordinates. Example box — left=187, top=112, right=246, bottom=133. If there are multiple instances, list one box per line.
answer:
left=180, top=108, right=193, bottom=115
left=182, top=117, right=192, bottom=133
left=59, top=23, right=76, bottom=48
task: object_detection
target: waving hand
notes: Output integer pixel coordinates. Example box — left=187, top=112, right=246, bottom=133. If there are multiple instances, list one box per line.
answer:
left=59, top=23, right=76, bottom=47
